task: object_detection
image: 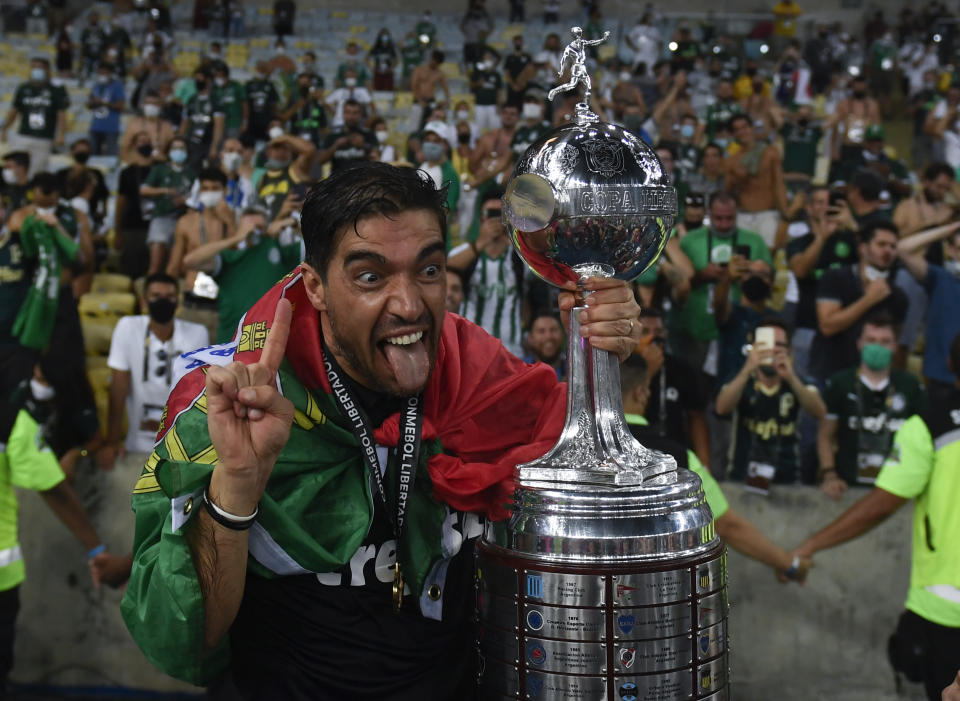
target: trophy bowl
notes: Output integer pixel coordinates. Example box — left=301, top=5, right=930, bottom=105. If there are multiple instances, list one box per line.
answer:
left=503, top=120, right=677, bottom=288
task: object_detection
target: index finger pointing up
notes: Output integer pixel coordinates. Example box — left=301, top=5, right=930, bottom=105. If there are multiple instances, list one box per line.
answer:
left=260, top=298, right=293, bottom=374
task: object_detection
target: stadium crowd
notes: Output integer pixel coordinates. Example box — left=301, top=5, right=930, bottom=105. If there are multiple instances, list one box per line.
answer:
left=0, top=0, right=959, bottom=698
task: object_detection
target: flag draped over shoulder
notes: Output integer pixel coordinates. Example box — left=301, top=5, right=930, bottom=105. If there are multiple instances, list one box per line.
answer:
left=120, top=268, right=566, bottom=685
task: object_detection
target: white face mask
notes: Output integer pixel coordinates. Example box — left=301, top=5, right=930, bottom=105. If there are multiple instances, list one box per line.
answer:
left=143, top=103, right=161, bottom=118
left=215, top=77, right=227, bottom=87
left=619, top=71, right=632, bottom=81
left=456, top=109, right=470, bottom=121
left=375, top=130, right=389, bottom=143
left=221, top=151, right=242, bottom=172
left=522, top=103, right=542, bottom=120
left=345, top=77, right=357, bottom=87
left=268, top=126, right=284, bottom=140
left=198, top=191, right=223, bottom=209
left=2, top=168, right=17, bottom=185
left=30, top=378, right=55, bottom=402
left=864, top=263, right=889, bottom=281
left=35, top=206, right=56, bottom=217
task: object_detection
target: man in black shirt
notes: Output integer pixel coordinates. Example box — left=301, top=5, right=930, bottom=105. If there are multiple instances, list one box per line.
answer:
left=244, top=64, right=280, bottom=143
left=115, top=131, right=155, bottom=279
left=810, top=221, right=908, bottom=382
left=503, top=34, right=532, bottom=106
left=318, top=100, right=377, bottom=173
left=786, top=186, right=859, bottom=377
left=638, top=308, right=710, bottom=468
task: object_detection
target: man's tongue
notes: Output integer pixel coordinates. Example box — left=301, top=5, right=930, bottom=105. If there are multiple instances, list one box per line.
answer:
left=382, top=340, right=431, bottom=394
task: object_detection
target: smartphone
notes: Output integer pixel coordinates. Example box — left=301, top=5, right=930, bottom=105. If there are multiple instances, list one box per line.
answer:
left=755, top=326, right=775, bottom=366
left=829, top=190, right=847, bottom=207
left=734, top=244, right=751, bottom=258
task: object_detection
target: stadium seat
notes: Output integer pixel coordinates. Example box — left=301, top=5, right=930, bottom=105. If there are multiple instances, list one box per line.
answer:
left=81, top=318, right=117, bottom=357
left=90, top=273, right=133, bottom=294
left=79, top=292, right=137, bottom=322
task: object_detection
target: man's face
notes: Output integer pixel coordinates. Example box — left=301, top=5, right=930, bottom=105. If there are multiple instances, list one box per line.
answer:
left=514, top=38, right=523, bottom=52
left=142, top=281, right=178, bottom=313
left=656, top=149, right=674, bottom=174
left=702, top=147, right=722, bottom=171
left=857, top=323, right=896, bottom=353
left=925, top=174, right=952, bottom=202
left=221, top=138, right=242, bottom=157
left=445, top=270, right=463, bottom=312
left=640, top=315, right=666, bottom=344
left=528, top=316, right=564, bottom=364
left=732, top=118, right=753, bottom=143
left=710, top=200, right=737, bottom=234
left=267, top=142, right=292, bottom=162
left=306, top=209, right=447, bottom=396
left=807, top=189, right=830, bottom=220
left=32, top=187, right=58, bottom=208
left=862, top=229, right=898, bottom=270
left=500, top=106, right=519, bottom=129
left=73, top=143, right=91, bottom=162
left=346, top=43, right=358, bottom=57
left=199, top=178, right=224, bottom=194
left=716, top=81, right=732, bottom=100
left=343, top=103, right=362, bottom=126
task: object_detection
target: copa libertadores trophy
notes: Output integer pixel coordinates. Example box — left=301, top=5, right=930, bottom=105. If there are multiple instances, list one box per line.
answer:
left=475, top=27, right=730, bottom=701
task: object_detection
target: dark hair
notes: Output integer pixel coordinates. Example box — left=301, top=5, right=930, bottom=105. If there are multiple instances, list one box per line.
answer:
left=620, top=354, right=649, bottom=394
left=860, top=221, right=898, bottom=244
left=709, top=190, right=737, bottom=210
left=808, top=184, right=830, bottom=199
left=655, top=143, right=676, bottom=160
left=31, top=171, right=60, bottom=195
left=198, top=167, right=228, bottom=186
left=64, top=170, right=94, bottom=199
left=752, top=315, right=792, bottom=342
left=861, top=310, right=896, bottom=334
left=850, top=169, right=884, bottom=202
left=31, top=57, right=50, bottom=69
left=342, top=98, right=362, bottom=110
left=432, top=50, right=445, bottom=63
left=239, top=131, right=257, bottom=149
left=144, top=271, right=179, bottom=294
left=71, top=137, right=91, bottom=151
left=3, top=151, right=30, bottom=170
left=529, top=310, right=562, bottom=329
left=728, top=113, right=751, bottom=131
left=300, top=162, right=448, bottom=278
left=702, top=143, right=724, bottom=159
left=923, top=162, right=954, bottom=182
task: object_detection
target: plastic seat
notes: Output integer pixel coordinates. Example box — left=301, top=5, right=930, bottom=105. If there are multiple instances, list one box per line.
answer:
left=91, top=273, right=133, bottom=294
left=79, top=292, right=137, bottom=321
left=81, top=319, right=117, bottom=357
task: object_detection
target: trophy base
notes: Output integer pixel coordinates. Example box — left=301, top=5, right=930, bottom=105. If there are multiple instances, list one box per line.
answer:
left=476, top=541, right=729, bottom=701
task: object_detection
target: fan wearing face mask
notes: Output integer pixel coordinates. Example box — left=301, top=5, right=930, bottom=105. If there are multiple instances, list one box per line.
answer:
left=417, top=122, right=460, bottom=215
left=140, top=137, right=197, bottom=275
left=716, top=318, right=826, bottom=487
left=0, top=152, right=31, bottom=213
left=1, top=58, right=69, bottom=176
left=98, top=273, right=209, bottom=469
left=166, top=168, right=236, bottom=324
left=713, top=257, right=779, bottom=385
left=510, top=93, right=552, bottom=159
left=121, top=92, right=175, bottom=166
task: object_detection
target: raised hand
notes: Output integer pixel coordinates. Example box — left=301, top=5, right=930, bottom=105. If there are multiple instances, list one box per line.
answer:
left=206, top=300, right=295, bottom=515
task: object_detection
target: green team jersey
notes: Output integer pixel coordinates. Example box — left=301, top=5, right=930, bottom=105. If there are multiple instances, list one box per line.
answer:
left=823, top=368, right=926, bottom=486
left=870, top=39, right=897, bottom=72
left=214, top=236, right=303, bottom=343
left=0, top=408, right=67, bottom=591
left=401, top=38, right=423, bottom=76
left=144, top=162, right=195, bottom=218
left=676, top=226, right=772, bottom=342
left=336, top=60, right=370, bottom=87
left=728, top=378, right=808, bottom=483
left=705, top=100, right=743, bottom=141
left=184, top=92, right=223, bottom=147
left=213, top=80, right=246, bottom=130
left=780, top=123, right=823, bottom=175
left=876, top=389, right=960, bottom=627
left=512, top=120, right=553, bottom=158
left=13, top=81, right=69, bottom=140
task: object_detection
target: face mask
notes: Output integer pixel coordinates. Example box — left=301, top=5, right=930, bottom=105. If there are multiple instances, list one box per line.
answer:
left=684, top=217, right=703, bottom=229
left=944, top=259, right=960, bottom=278
left=195, top=79, right=207, bottom=91
left=268, top=126, right=284, bottom=140
left=299, top=85, right=310, bottom=97
left=169, top=149, right=187, bottom=165
left=97, top=73, right=110, bottom=84
left=864, top=263, right=888, bottom=281
left=522, top=103, right=542, bottom=120
left=619, top=71, right=632, bottom=81
left=797, top=117, right=810, bottom=127
left=265, top=158, right=290, bottom=171
left=35, top=206, right=56, bottom=217
left=198, top=191, right=222, bottom=209
left=215, top=77, right=227, bottom=87
left=275, top=46, right=286, bottom=55
left=715, top=137, right=729, bottom=149
left=147, top=298, right=177, bottom=324
left=2, top=168, right=17, bottom=185
left=680, top=124, right=695, bottom=139
left=30, top=378, right=55, bottom=402
left=861, top=343, right=892, bottom=371
left=143, top=103, right=161, bottom=118
left=741, top=276, right=772, bottom=302
left=221, top=151, right=242, bottom=171
left=457, top=131, right=471, bottom=144
left=31, top=68, right=46, bottom=82
left=758, top=365, right=778, bottom=378
left=375, top=130, right=389, bottom=143
left=456, top=109, right=470, bottom=121
left=74, top=151, right=90, bottom=165
left=853, top=89, right=867, bottom=99
left=422, top=142, right=444, bottom=162
left=345, top=77, right=358, bottom=88
left=137, top=143, right=154, bottom=158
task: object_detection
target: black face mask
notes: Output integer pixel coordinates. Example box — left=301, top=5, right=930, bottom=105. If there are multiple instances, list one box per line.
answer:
left=797, top=117, right=810, bottom=127
left=457, top=132, right=471, bottom=144
left=759, top=365, right=778, bottom=378
left=137, top=143, right=153, bottom=157
left=74, top=151, right=90, bottom=165
left=853, top=89, right=866, bottom=99
left=195, top=79, right=207, bottom=91
left=684, top=217, right=703, bottom=229
left=741, top=276, right=772, bottom=302
left=148, top=298, right=177, bottom=324
left=299, top=85, right=310, bottom=97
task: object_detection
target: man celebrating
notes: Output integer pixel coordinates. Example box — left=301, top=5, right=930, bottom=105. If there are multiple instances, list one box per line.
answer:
left=121, top=163, right=643, bottom=695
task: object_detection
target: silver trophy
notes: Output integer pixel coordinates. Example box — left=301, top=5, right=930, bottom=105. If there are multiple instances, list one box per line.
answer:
left=476, top=28, right=729, bottom=701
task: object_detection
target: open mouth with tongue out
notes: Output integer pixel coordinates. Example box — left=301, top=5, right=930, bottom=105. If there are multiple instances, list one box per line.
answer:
left=379, top=328, right=433, bottom=395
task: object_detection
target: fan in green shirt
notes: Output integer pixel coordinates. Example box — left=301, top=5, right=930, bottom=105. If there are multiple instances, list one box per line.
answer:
left=212, top=66, right=248, bottom=136
left=676, top=193, right=772, bottom=343
left=798, top=334, right=960, bottom=701
left=182, top=207, right=303, bottom=343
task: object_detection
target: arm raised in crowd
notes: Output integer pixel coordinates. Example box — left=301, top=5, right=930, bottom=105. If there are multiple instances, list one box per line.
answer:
left=816, top=277, right=891, bottom=337
left=897, top=220, right=960, bottom=283
left=715, top=343, right=769, bottom=416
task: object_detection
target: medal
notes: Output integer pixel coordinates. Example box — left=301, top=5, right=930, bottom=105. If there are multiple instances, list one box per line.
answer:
left=392, top=561, right=404, bottom=612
